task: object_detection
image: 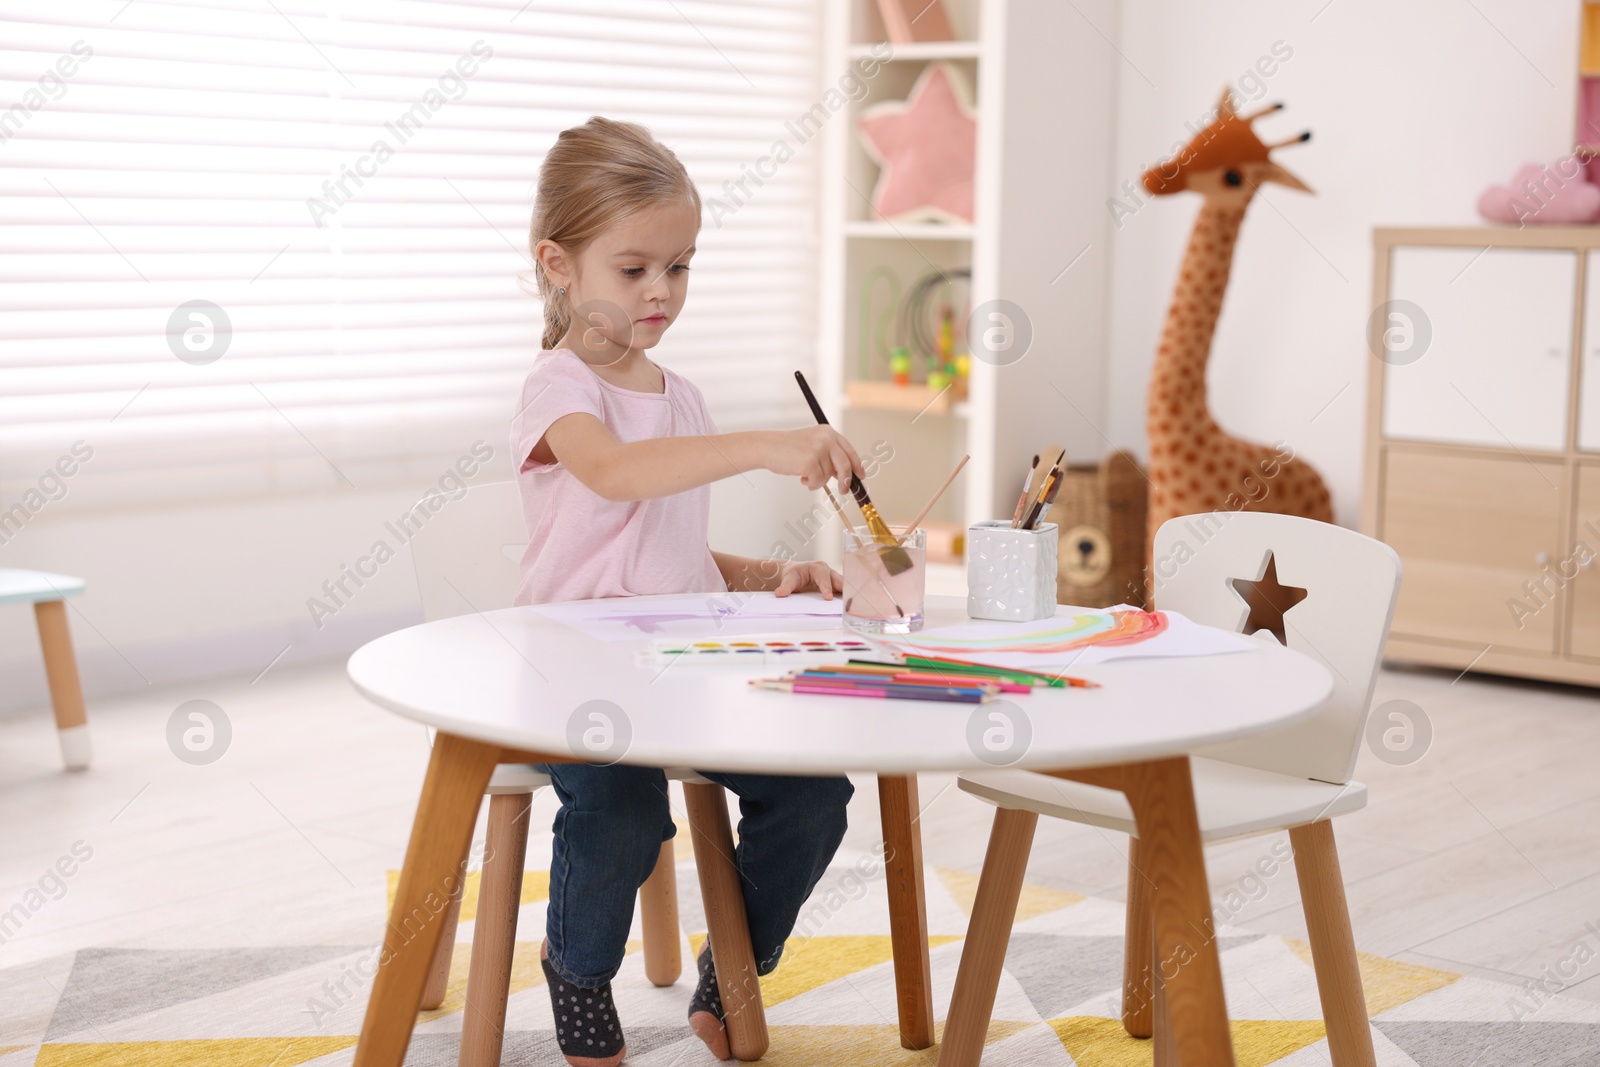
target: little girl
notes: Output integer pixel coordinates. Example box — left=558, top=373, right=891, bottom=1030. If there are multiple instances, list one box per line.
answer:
left=513, top=116, right=861, bottom=1066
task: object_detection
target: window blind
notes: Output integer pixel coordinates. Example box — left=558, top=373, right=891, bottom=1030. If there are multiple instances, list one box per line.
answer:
left=0, top=0, right=821, bottom=504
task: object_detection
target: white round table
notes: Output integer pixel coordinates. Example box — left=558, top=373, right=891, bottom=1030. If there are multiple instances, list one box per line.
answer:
left=348, top=593, right=1332, bottom=1067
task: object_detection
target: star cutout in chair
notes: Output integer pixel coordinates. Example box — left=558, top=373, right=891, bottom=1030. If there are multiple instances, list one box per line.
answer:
left=1228, top=552, right=1308, bottom=645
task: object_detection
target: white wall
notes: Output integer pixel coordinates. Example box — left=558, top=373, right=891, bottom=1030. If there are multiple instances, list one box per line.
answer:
left=1105, top=0, right=1577, bottom=528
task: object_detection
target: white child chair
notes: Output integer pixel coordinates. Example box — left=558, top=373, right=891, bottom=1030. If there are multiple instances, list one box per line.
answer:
left=409, top=480, right=768, bottom=1065
left=938, top=512, right=1402, bottom=1067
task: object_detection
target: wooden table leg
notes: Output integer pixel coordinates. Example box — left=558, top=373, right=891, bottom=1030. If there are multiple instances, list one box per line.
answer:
left=1123, top=837, right=1154, bottom=1038
left=353, top=733, right=500, bottom=1067
left=937, top=806, right=1038, bottom=1067
left=461, top=790, right=533, bottom=1067
left=1054, top=757, right=1234, bottom=1067
left=684, top=780, right=769, bottom=1061
left=1152, top=922, right=1178, bottom=1067
left=33, top=599, right=90, bottom=770
left=878, top=774, right=935, bottom=1050
left=419, top=852, right=467, bottom=1010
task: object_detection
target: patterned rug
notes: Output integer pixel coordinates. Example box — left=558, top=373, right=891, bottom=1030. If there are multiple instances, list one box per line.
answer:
left=4, top=841, right=1598, bottom=1066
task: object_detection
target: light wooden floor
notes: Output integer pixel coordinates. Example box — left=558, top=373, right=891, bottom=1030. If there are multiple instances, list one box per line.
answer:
left=1, top=656, right=1597, bottom=1014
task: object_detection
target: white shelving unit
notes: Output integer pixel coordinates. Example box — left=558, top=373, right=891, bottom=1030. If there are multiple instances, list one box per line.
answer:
left=817, top=0, right=1120, bottom=559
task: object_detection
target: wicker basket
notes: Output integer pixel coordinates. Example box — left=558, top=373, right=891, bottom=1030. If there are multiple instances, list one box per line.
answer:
left=1044, top=450, right=1149, bottom=609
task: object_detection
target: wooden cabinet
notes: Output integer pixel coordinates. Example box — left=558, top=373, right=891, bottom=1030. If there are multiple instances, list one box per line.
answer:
left=1570, top=463, right=1600, bottom=660
left=1579, top=252, right=1600, bottom=453
left=1364, top=227, right=1600, bottom=686
left=1383, top=247, right=1574, bottom=452
left=1381, top=449, right=1564, bottom=654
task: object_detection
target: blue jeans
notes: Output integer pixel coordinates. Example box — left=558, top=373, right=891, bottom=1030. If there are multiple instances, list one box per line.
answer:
left=531, top=762, right=854, bottom=988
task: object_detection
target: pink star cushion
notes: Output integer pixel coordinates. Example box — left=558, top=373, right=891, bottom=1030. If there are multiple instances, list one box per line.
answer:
left=1477, top=162, right=1600, bottom=225
left=856, top=62, right=977, bottom=224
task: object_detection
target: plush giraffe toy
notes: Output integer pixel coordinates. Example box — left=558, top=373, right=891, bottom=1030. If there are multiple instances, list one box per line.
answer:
left=1143, top=89, right=1334, bottom=570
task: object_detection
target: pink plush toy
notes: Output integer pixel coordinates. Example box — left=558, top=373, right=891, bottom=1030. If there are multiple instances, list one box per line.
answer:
left=1478, top=160, right=1600, bottom=224
left=856, top=62, right=977, bottom=224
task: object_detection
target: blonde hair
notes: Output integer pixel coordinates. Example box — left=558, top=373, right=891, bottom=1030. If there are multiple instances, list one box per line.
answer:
left=528, top=116, right=702, bottom=349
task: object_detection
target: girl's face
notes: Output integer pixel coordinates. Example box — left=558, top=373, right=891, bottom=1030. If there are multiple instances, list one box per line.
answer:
left=550, top=199, right=698, bottom=357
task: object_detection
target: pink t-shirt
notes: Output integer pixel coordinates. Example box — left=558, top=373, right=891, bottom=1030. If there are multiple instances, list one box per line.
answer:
left=510, top=348, right=727, bottom=606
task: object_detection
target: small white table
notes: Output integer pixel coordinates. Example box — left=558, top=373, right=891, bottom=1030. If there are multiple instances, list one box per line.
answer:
left=347, top=594, right=1332, bottom=1067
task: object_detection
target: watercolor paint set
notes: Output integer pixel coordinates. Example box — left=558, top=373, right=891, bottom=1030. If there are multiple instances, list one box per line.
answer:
left=643, top=634, right=882, bottom=665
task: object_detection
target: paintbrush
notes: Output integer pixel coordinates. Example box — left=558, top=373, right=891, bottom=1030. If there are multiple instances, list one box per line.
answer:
left=794, top=371, right=913, bottom=575
left=1031, top=463, right=1066, bottom=529
left=1009, top=454, right=1039, bottom=528
left=1021, top=459, right=1063, bottom=531
left=822, top=484, right=905, bottom=617
left=898, top=454, right=969, bottom=545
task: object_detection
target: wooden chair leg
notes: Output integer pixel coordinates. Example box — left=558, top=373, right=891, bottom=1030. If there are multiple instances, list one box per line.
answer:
left=640, top=837, right=683, bottom=987
left=878, top=773, right=935, bottom=1050
left=460, top=791, right=533, bottom=1067
left=1122, top=837, right=1154, bottom=1039
left=684, top=781, right=769, bottom=1061
left=1290, top=820, right=1376, bottom=1067
left=33, top=599, right=90, bottom=770
left=1152, top=923, right=1179, bottom=1067
left=1055, top=758, right=1235, bottom=1067
left=420, top=850, right=469, bottom=1011
left=354, top=734, right=501, bottom=1067
left=936, top=806, right=1039, bottom=1067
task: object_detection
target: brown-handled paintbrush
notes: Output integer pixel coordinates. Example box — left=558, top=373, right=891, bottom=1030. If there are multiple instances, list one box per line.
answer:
left=822, top=484, right=905, bottom=617
left=1009, top=454, right=1039, bottom=528
left=794, top=371, right=914, bottom=575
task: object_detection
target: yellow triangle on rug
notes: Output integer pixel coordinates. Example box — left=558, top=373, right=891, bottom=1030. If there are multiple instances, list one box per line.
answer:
left=418, top=938, right=650, bottom=1019
left=688, top=933, right=964, bottom=1006
left=1284, top=938, right=1459, bottom=1016
left=1050, top=1016, right=1328, bottom=1066
left=938, top=867, right=1084, bottom=922
left=35, top=1037, right=357, bottom=1066
left=384, top=868, right=551, bottom=925
left=757, top=1022, right=1033, bottom=1066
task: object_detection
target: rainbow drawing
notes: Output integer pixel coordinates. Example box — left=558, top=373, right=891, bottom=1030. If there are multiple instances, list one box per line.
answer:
left=891, top=609, right=1169, bottom=656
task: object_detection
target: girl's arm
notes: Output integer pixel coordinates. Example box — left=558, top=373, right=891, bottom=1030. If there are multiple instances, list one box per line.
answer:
left=711, top=550, right=843, bottom=599
left=533, top=412, right=865, bottom=502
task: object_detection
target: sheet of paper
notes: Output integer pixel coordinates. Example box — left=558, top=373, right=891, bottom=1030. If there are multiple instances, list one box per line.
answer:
left=533, top=592, right=846, bottom=642
left=873, top=605, right=1259, bottom=669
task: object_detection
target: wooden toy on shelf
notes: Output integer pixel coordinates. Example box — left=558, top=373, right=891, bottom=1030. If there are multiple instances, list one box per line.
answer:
left=847, top=265, right=972, bottom=412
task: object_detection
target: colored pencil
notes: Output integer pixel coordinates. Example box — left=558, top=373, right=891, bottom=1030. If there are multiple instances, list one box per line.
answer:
left=791, top=670, right=1007, bottom=695
left=798, top=665, right=1032, bottom=694
left=751, top=679, right=992, bottom=704
left=842, top=655, right=1085, bottom=690
left=788, top=673, right=996, bottom=699
left=897, top=654, right=1100, bottom=689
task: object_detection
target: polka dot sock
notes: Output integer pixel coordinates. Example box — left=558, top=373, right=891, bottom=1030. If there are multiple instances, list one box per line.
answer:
left=540, top=943, right=626, bottom=1067
left=687, top=939, right=731, bottom=1060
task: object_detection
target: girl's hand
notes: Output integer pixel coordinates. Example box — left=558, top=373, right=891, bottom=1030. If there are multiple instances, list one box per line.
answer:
left=761, top=426, right=866, bottom=491
left=773, top=559, right=845, bottom=600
